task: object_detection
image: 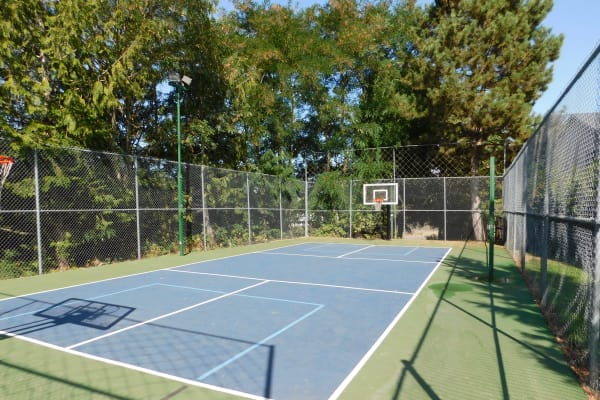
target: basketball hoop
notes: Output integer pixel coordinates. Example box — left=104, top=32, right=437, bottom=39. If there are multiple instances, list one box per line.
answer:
left=0, top=155, right=14, bottom=207
left=374, top=197, right=384, bottom=212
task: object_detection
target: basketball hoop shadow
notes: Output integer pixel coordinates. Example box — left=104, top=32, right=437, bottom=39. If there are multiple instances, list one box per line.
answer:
left=34, top=298, right=135, bottom=330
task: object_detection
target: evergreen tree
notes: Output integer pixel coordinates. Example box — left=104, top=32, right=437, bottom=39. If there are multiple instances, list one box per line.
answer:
left=408, top=0, right=562, bottom=174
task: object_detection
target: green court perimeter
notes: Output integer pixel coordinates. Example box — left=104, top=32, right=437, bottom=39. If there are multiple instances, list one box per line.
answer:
left=0, top=238, right=587, bottom=399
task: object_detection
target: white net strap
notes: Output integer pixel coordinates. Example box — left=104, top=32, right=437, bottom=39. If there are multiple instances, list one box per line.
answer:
left=1, top=161, right=13, bottom=187
left=0, top=159, right=13, bottom=207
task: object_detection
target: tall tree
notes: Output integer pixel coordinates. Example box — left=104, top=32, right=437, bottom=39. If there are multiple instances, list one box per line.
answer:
left=408, top=0, right=562, bottom=174
left=406, top=0, right=562, bottom=238
left=1, top=0, right=217, bottom=154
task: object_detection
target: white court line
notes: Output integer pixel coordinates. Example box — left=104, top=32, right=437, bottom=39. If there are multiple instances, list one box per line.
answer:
left=260, top=251, right=439, bottom=264
left=336, top=245, right=374, bottom=258
left=0, top=330, right=265, bottom=400
left=66, top=280, right=270, bottom=350
left=403, top=247, right=419, bottom=256
left=168, top=269, right=415, bottom=296
left=302, top=243, right=337, bottom=252
left=197, top=304, right=325, bottom=381
left=0, top=241, right=308, bottom=303
left=0, top=283, right=159, bottom=323
left=327, top=246, right=453, bottom=400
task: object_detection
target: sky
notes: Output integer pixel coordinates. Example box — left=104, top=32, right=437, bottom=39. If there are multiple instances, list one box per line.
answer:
left=532, top=0, right=600, bottom=116
left=218, top=0, right=600, bottom=117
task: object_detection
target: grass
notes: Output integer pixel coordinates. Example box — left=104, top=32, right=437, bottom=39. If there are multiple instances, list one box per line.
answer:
left=520, top=256, right=591, bottom=347
left=0, top=238, right=587, bottom=399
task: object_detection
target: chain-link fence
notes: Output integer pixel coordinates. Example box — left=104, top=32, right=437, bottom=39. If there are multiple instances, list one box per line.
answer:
left=307, top=176, right=500, bottom=242
left=300, top=143, right=476, bottom=180
left=0, top=144, right=306, bottom=278
left=503, top=43, right=600, bottom=393
left=0, top=140, right=497, bottom=279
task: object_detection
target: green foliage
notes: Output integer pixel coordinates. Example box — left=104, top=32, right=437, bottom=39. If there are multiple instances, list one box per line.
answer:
left=2, top=0, right=561, bottom=178
left=407, top=0, right=561, bottom=173
left=0, top=250, right=38, bottom=279
left=309, top=171, right=348, bottom=211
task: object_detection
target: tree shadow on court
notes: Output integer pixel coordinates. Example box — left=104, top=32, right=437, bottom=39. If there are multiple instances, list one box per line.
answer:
left=392, top=239, right=579, bottom=399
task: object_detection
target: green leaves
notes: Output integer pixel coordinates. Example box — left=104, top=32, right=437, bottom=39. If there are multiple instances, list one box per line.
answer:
left=410, top=0, right=561, bottom=172
left=1, top=0, right=561, bottom=177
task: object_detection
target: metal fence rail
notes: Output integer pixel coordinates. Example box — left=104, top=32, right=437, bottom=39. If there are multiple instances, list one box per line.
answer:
left=503, top=43, right=600, bottom=392
left=0, top=142, right=496, bottom=279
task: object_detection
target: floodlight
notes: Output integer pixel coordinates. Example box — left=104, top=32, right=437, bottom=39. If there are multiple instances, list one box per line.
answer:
left=181, top=75, right=192, bottom=86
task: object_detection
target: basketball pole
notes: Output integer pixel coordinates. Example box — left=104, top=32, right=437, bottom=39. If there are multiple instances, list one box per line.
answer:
left=385, top=204, right=392, bottom=240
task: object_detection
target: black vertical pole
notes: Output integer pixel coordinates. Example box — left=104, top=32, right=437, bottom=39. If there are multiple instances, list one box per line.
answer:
left=386, top=204, right=392, bottom=240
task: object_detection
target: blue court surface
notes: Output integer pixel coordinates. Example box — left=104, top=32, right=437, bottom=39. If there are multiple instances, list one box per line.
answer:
left=0, top=243, right=451, bottom=400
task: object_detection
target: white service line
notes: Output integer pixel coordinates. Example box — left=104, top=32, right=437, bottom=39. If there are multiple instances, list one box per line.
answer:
left=0, top=330, right=266, bottom=400
left=66, top=280, right=270, bottom=350
left=403, top=247, right=419, bottom=256
left=169, top=269, right=414, bottom=295
left=260, top=251, right=438, bottom=264
left=327, top=246, right=453, bottom=400
left=336, top=245, right=375, bottom=258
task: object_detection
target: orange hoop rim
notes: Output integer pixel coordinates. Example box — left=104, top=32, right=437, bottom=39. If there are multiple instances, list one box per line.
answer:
left=374, top=197, right=385, bottom=204
left=0, top=155, right=14, bottom=164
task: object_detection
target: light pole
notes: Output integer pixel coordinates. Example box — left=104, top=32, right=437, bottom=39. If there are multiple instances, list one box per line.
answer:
left=168, top=72, right=192, bottom=256
left=503, top=136, right=515, bottom=175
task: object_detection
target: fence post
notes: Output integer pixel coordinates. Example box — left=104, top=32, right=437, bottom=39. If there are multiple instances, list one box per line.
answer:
left=279, top=177, right=283, bottom=240
left=443, top=177, right=447, bottom=241
left=246, top=173, right=251, bottom=245
left=349, top=179, right=353, bottom=238
left=540, top=133, right=552, bottom=305
left=304, top=163, right=308, bottom=237
left=34, top=148, right=43, bottom=275
left=392, top=149, right=397, bottom=239
left=393, top=147, right=396, bottom=182
left=590, top=156, right=600, bottom=391
left=201, top=165, right=207, bottom=251
left=520, top=152, right=528, bottom=273
left=402, top=178, right=406, bottom=238
left=134, top=157, right=141, bottom=260
left=488, top=157, right=495, bottom=281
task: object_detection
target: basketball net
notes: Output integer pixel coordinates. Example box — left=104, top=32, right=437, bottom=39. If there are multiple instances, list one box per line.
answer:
left=374, top=197, right=384, bottom=212
left=0, top=155, right=14, bottom=207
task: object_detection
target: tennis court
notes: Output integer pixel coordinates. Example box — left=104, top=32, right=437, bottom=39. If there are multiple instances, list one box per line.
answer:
left=0, top=243, right=450, bottom=400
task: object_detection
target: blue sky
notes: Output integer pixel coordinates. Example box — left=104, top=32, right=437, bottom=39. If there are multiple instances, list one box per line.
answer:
left=531, top=0, right=600, bottom=116
left=218, top=0, right=600, bottom=117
